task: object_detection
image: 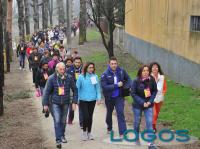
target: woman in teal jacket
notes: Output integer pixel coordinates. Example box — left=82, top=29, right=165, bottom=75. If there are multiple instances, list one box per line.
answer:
left=76, top=62, right=101, bottom=141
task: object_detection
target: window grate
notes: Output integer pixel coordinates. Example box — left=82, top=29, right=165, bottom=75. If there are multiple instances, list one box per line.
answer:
left=190, top=16, right=200, bottom=32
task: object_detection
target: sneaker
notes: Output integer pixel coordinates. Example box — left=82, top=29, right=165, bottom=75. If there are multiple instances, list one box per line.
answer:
left=148, top=143, right=157, bottom=149
left=107, top=129, right=112, bottom=134
left=82, top=132, right=88, bottom=141
left=19, top=67, right=22, bottom=70
left=80, top=125, right=83, bottom=129
left=120, top=135, right=123, bottom=139
left=23, top=68, right=26, bottom=71
left=80, top=123, right=83, bottom=129
left=61, top=136, right=67, bottom=143
left=87, top=133, right=94, bottom=140
left=56, top=142, right=62, bottom=148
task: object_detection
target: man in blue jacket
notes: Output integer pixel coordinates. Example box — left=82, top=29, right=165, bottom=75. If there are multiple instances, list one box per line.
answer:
left=101, top=57, right=132, bottom=137
left=43, top=62, right=78, bottom=148
left=67, top=56, right=83, bottom=127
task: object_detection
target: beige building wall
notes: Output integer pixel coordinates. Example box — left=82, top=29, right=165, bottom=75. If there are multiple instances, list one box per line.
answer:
left=125, top=0, right=200, bottom=64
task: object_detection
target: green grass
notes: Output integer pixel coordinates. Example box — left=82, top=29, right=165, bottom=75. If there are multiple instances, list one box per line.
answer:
left=4, top=90, right=32, bottom=102
left=159, top=81, right=200, bottom=139
left=87, top=28, right=101, bottom=41
left=85, top=29, right=200, bottom=139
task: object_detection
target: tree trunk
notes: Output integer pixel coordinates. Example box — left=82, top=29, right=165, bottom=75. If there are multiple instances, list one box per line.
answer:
left=42, top=0, right=49, bottom=30
left=32, top=0, right=39, bottom=32
left=24, top=0, right=30, bottom=35
left=107, top=22, right=115, bottom=58
left=0, top=0, right=4, bottom=116
left=66, top=0, right=72, bottom=48
left=48, top=0, right=53, bottom=26
left=17, top=0, right=25, bottom=41
left=79, top=0, right=87, bottom=45
left=2, top=0, right=7, bottom=47
left=5, top=0, right=13, bottom=72
left=57, top=0, right=65, bottom=25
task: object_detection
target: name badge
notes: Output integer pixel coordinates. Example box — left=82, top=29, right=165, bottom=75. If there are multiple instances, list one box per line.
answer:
left=144, top=88, right=151, bottom=98
left=21, top=47, right=24, bottom=51
left=43, top=73, right=48, bottom=80
left=58, top=86, right=65, bottom=95
left=34, top=56, right=38, bottom=61
left=90, top=76, right=97, bottom=85
left=75, top=73, right=80, bottom=80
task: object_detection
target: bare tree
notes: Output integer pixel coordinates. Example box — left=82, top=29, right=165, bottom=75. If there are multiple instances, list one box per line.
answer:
left=48, top=0, right=53, bottom=26
left=66, top=0, right=72, bottom=48
left=79, top=0, right=87, bottom=45
left=0, top=0, right=4, bottom=116
left=57, top=0, right=65, bottom=25
left=5, top=0, right=13, bottom=72
left=2, top=0, right=7, bottom=60
left=87, top=0, right=125, bottom=58
left=31, top=0, right=39, bottom=32
left=24, top=0, right=30, bottom=35
left=17, top=0, right=25, bottom=40
left=39, top=0, right=49, bottom=30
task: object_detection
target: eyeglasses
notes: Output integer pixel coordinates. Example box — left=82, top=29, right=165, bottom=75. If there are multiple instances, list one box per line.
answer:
left=88, top=67, right=94, bottom=69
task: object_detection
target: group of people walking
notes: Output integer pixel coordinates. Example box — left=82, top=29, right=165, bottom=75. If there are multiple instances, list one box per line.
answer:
left=16, top=25, right=167, bottom=149
left=42, top=57, right=166, bottom=149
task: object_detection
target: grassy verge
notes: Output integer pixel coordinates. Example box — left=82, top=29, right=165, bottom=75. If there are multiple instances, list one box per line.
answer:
left=85, top=29, right=200, bottom=139
left=87, top=28, right=101, bottom=41
left=4, top=89, right=32, bottom=102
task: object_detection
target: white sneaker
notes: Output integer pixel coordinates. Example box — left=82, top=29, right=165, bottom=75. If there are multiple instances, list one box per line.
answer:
left=23, top=68, right=26, bottom=71
left=82, top=132, right=88, bottom=141
left=87, top=133, right=94, bottom=140
left=19, top=67, right=22, bottom=70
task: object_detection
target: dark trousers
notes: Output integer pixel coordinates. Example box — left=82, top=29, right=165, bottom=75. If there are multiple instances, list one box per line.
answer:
left=105, top=97, right=127, bottom=135
left=68, top=103, right=74, bottom=122
left=32, top=67, right=38, bottom=84
left=79, top=100, right=96, bottom=133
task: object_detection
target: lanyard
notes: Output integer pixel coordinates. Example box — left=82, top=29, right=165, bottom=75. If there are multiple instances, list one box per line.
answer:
left=57, top=78, right=65, bottom=87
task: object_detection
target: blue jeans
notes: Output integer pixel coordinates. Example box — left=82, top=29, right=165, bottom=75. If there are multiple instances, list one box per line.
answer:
left=19, top=54, right=25, bottom=68
left=40, top=87, right=45, bottom=106
left=133, top=107, right=153, bottom=140
left=51, top=103, right=69, bottom=143
left=105, top=97, right=127, bottom=135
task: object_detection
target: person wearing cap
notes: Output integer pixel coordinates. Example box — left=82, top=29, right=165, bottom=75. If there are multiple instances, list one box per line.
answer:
left=43, top=62, right=78, bottom=148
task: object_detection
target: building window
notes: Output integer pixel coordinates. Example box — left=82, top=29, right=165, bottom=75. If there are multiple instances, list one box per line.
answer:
left=190, top=16, right=200, bottom=32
